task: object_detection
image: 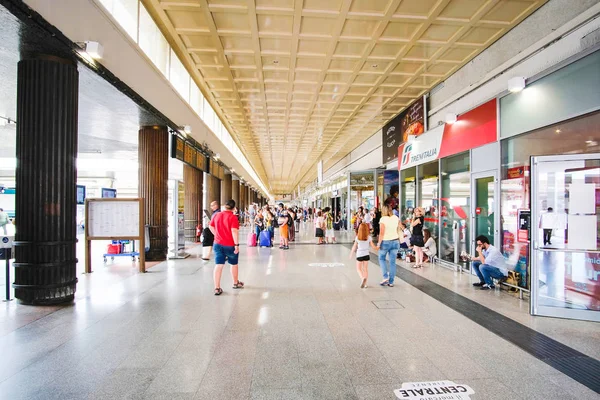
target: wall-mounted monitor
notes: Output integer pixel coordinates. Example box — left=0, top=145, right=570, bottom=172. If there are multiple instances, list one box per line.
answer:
left=76, top=185, right=86, bottom=205
left=101, top=188, right=117, bottom=198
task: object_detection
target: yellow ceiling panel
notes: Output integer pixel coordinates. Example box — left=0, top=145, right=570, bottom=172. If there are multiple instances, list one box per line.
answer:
left=303, top=0, right=344, bottom=13
left=300, top=17, right=338, bottom=37
left=145, top=0, right=547, bottom=194
left=257, top=14, right=294, bottom=34
left=381, top=21, right=422, bottom=41
left=394, top=0, right=439, bottom=17
left=439, top=0, right=488, bottom=20
left=349, top=0, right=392, bottom=15
left=340, top=19, right=379, bottom=39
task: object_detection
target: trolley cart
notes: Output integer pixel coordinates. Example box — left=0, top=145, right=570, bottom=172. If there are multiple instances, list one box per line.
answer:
left=103, top=240, right=140, bottom=263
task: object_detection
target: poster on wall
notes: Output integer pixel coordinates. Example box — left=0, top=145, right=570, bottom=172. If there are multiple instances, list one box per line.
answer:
left=382, top=97, right=425, bottom=164
left=383, top=170, right=399, bottom=213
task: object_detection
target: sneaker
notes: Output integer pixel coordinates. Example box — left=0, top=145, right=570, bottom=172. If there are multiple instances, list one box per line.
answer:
left=379, top=279, right=389, bottom=286
left=387, top=283, right=394, bottom=287
left=480, top=284, right=496, bottom=290
left=472, top=282, right=485, bottom=287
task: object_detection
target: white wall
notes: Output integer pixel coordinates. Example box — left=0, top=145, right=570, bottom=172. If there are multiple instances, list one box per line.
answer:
left=323, top=130, right=383, bottom=181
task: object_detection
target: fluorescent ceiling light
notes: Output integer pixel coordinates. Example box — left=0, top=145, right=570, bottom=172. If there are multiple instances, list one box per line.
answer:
left=508, top=76, right=525, bottom=93
left=445, top=113, right=457, bottom=124
left=85, top=41, right=104, bottom=59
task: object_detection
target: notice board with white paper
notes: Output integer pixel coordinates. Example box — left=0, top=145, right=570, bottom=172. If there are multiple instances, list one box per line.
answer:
left=85, top=198, right=146, bottom=273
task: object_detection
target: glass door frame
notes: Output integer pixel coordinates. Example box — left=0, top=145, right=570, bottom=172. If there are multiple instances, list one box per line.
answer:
left=470, top=170, right=500, bottom=268
left=530, top=153, right=600, bottom=322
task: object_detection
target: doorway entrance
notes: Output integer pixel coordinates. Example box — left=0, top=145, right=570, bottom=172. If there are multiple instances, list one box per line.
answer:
left=531, top=154, right=600, bottom=322
left=471, top=171, right=499, bottom=259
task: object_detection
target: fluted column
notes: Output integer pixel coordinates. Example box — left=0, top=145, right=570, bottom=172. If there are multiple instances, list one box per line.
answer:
left=232, top=178, right=240, bottom=208
left=221, top=173, right=232, bottom=205
left=184, top=164, right=203, bottom=242
left=139, top=126, right=169, bottom=261
left=14, top=56, right=78, bottom=305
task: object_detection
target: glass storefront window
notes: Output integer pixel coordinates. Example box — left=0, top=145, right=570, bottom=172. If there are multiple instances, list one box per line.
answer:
left=501, top=111, right=600, bottom=289
left=400, top=167, right=416, bottom=225
left=441, top=152, right=470, bottom=264
left=418, top=161, right=439, bottom=244
left=350, top=171, right=375, bottom=219
left=139, top=4, right=170, bottom=76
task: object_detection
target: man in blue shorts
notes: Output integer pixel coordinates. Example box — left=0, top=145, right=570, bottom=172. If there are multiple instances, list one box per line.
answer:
left=209, top=199, right=243, bottom=295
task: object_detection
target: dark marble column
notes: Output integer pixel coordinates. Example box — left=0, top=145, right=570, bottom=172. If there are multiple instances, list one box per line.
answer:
left=14, top=56, right=79, bottom=305
left=184, top=164, right=203, bottom=242
left=232, top=178, right=240, bottom=208
left=221, top=173, right=232, bottom=205
left=139, top=126, right=169, bottom=261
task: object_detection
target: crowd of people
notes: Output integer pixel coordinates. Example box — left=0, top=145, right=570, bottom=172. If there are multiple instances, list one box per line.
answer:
left=207, top=198, right=507, bottom=296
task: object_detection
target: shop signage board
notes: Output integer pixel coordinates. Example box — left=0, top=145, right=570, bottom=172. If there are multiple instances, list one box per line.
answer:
left=394, top=381, right=475, bottom=399
left=383, top=97, right=426, bottom=163
left=399, top=99, right=497, bottom=170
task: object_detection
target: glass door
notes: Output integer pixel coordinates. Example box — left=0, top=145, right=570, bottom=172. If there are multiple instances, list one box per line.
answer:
left=471, top=171, right=499, bottom=258
left=531, top=154, right=600, bottom=322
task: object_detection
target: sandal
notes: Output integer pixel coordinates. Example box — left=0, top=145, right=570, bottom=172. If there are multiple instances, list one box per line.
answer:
left=214, top=288, right=223, bottom=296
left=232, top=281, right=245, bottom=289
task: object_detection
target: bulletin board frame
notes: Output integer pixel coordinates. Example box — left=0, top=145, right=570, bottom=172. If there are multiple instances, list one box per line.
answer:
left=85, top=198, right=146, bottom=274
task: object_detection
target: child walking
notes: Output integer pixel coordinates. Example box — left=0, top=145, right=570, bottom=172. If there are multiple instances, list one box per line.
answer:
left=350, top=223, right=378, bottom=288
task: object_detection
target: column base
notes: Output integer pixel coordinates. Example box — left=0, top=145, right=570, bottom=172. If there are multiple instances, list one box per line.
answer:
left=145, top=249, right=167, bottom=262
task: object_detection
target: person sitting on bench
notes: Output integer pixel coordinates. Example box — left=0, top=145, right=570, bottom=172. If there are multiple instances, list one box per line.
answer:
left=472, top=235, right=507, bottom=290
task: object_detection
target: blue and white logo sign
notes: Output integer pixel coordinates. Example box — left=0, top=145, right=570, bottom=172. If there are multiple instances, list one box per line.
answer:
left=0, top=236, right=13, bottom=249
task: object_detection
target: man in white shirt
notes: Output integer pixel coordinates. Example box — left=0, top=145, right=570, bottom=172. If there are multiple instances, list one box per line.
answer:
left=471, top=235, right=507, bottom=290
left=363, top=208, right=373, bottom=226
left=540, top=207, right=558, bottom=246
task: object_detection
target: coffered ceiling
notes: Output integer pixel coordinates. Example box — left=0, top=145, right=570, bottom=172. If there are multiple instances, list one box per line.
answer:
left=143, top=0, right=546, bottom=195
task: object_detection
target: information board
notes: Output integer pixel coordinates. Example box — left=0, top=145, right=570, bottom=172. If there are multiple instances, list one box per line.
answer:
left=88, top=200, right=140, bottom=237
left=85, top=198, right=146, bottom=273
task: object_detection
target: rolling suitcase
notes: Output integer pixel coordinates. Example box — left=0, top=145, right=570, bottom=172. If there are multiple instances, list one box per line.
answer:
left=259, top=230, right=271, bottom=247
left=247, top=231, right=257, bottom=247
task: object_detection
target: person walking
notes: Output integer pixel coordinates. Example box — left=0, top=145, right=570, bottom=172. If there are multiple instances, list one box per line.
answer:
left=0, top=208, right=9, bottom=235
left=324, top=207, right=335, bottom=244
left=376, top=204, right=400, bottom=287
left=278, top=210, right=290, bottom=250
left=350, top=222, right=378, bottom=288
left=209, top=199, right=243, bottom=296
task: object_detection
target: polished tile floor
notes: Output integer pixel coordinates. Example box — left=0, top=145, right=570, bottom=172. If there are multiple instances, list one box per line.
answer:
left=0, top=224, right=598, bottom=399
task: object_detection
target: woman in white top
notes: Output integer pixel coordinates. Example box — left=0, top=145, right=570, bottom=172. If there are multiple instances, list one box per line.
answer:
left=314, top=210, right=325, bottom=244
left=376, top=204, right=400, bottom=287
left=350, top=223, right=378, bottom=288
left=422, top=228, right=437, bottom=263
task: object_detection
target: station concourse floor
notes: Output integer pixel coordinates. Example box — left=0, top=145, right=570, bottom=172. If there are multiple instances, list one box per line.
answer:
left=0, top=223, right=599, bottom=400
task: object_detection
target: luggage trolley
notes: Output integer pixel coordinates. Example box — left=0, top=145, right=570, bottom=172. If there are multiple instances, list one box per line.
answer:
left=103, top=240, right=140, bottom=263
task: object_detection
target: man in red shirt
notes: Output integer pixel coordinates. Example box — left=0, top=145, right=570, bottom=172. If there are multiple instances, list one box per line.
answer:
left=209, top=199, right=243, bottom=295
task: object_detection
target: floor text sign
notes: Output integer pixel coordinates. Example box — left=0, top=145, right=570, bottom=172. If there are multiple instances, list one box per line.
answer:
left=394, top=381, right=475, bottom=400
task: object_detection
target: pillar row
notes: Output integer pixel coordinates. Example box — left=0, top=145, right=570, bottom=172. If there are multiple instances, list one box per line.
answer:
left=183, top=164, right=203, bottom=242
left=139, top=126, right=169, bottom=261
left=14, top=56, right=79, bottom=305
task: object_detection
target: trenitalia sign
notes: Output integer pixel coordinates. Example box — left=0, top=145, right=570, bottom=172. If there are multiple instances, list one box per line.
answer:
left=398, top=99, right=497, bottom=170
